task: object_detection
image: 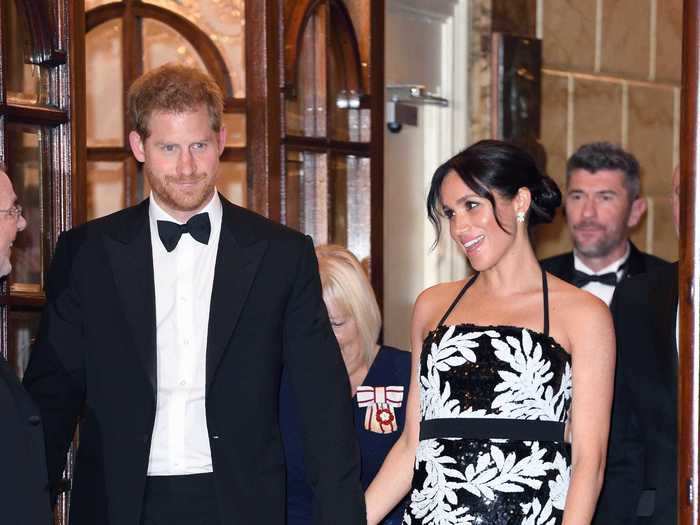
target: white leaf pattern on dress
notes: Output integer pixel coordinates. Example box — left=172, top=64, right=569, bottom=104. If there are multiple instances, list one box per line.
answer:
left=409, top=439, right=475, bottom=525
left=407, top=325, right=572, bottom=524
left=491, top=329, right=571, bottom=422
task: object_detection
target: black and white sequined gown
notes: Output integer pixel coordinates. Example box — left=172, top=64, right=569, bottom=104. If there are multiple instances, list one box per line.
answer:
left=404, top=269, right=572, bottom=525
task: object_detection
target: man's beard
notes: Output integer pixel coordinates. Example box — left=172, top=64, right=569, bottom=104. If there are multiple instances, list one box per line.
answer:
left=572, top=221, right=627, bottom=259
left=145, top=167, right=215, bottom=214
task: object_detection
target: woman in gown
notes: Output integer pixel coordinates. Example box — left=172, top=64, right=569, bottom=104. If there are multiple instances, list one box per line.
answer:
left=365, top=140, right=615, bottom=524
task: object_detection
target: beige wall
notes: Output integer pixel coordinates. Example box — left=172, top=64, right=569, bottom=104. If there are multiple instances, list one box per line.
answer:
left=535, top=0, right=682, bottom=262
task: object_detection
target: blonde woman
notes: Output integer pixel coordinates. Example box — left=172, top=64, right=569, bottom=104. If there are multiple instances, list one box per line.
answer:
left=280, top=245, right=411, bottom=524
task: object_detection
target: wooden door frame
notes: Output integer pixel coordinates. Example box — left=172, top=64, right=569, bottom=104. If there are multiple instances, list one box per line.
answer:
left=679, top=1, right=700, bottom=523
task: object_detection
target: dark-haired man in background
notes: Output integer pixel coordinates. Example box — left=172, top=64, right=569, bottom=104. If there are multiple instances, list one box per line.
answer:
left=541, top=142, right=670, bottom=305
left=593, top=166, right=681, bottom=524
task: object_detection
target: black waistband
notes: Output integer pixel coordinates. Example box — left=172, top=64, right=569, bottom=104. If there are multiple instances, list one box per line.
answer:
left=420, top=417, right=565, bottom=442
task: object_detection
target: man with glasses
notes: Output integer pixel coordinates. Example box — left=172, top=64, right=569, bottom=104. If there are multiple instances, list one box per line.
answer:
left=0, top=169, right=51, bottom=524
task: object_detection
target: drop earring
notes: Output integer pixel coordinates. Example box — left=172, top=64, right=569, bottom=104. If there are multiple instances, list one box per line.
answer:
left=516, top=211, right=526, bottom=224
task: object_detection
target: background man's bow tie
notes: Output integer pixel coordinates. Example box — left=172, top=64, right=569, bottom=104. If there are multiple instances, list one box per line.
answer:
left=572, top=270, right=618, bottom=288
left=157, top=213, right=211, bottom=252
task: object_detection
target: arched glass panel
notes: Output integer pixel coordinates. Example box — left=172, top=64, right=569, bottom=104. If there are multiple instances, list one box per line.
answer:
left=144, top=0, right=246, bottom=96
left=85, top=0, right=113, bottom=8
left=86, top=19, right=124, bottom=147
left=143, top=18, right=207, bottom=71
left=286, top=4, right=327, bottom=137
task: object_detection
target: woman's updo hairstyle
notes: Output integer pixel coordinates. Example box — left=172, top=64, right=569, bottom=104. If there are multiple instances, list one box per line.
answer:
left=427, top=139, right=562, bottom=243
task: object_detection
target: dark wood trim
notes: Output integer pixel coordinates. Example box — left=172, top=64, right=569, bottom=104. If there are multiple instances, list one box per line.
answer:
left=0, top=103, right=69, bottom=124
left=284, top=135, right=370, bottom=156
left=16, top=0, right=57, bottom=63
left=220, top=147, right=247, bottom=163
left=70, top=0, right=86, bottom=226
left=245, top=0, right=282, bottom=219
left=87, top=2, right=234, bottom=98
left=369, top=0, right=384, bottom=313
left=678, top=0, right=700, bottom=522
left=0, top=293, right=46, bottom=307
left=87, top=147, right=131, bottom=162
left=224, top=97, right=247, bottom=112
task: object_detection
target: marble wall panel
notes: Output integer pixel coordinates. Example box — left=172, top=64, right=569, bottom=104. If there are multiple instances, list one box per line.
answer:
left=542, top=0, right=596, bottom=71
left=533, top=211, right=573, bottom=259
left=600, top=0, right=651, bottom=79
left=541, top=73, right=569, bottom=185
left=651, top=194, right=678, bottom=261
left=627, top=85, right=675, bottom=196
left=492, top=0, right=536, bottom=36
left=655, top=0, right=683, bottom=83
left=572, top=79, right=623, bottom=147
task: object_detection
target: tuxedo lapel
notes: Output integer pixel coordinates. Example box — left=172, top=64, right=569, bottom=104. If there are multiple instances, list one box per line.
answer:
left=560, top=253, right=575, bottom=284
left=206, top=199, right=268, bottom=389
left=103, top=201, right=157, bottom=397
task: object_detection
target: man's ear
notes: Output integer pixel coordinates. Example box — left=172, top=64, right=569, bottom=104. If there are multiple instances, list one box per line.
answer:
left=128, top=131, right=146, bottom=163
left=217, top=125, right=227, bottom=155
left=627, top=197, right=647, bottom=228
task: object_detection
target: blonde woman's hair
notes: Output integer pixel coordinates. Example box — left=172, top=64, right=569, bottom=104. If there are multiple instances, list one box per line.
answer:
left=316, top=245, right=381, bottom=365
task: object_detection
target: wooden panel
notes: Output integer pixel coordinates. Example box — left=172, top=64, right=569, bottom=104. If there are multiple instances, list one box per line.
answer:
left=245, top=0, right=282, bottom=218
left=678, top=1, right=700, bottom=522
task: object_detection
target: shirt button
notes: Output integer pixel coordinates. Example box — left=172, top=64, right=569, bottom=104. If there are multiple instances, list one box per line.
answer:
left=180, top=380, right=187, bottom=386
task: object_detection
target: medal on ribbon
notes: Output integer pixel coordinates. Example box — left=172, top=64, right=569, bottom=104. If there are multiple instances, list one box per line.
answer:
left=356, top=385, right=404, bottom=434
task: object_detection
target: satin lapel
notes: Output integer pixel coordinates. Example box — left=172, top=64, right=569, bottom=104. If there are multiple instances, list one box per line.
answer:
left=205, top=210, right=267, bottom=389
left=650, top=264, right=679, bottom=403
left=561, top=253, right=575, bottom=284
left=103, top=202, right=157, bottom=397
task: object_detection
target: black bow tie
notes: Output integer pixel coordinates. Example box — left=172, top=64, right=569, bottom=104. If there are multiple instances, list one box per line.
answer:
left=572, top=269, right=618, bottom=288
left=157, top=213, right=211, bottom=252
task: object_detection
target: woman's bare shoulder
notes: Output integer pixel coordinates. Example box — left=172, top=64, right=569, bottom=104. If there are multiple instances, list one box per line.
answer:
left=546, top=272, right=613, bottom=336
left=413, top=278, right=471, bottom=332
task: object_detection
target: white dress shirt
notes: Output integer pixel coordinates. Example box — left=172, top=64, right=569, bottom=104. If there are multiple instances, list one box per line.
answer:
left=146, top=192, right=222, bottom=476
left=573, top=243, right=630, bottom=306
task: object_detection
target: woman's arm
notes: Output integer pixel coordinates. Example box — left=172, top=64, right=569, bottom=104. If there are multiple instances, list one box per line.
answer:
left=562, top=295, right=616, bottom=525
left=365, top=289, right=434, bottom=524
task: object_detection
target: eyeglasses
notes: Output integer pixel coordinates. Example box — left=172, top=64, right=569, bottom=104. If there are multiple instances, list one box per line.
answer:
left=0, top=204, right=23, bottom=220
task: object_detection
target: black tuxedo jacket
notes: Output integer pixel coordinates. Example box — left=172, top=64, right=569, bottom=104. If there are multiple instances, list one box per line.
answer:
left=540, top=242, right=670, bottom=286
left=593, top=263, right=678, bottom=524
left=24, top=197, right=365, bottom=525
left=0, top=355, right=52, bottom=524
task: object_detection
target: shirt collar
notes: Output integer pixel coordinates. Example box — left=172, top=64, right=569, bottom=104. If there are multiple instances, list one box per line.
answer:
left=573, top=242, right=630, bottom=276
left=148, top=190, right=223, bottom=226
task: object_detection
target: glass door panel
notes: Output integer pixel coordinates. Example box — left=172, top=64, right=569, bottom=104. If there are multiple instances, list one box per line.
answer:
left=6, top=307, right=42, bottom=378
left=285, top=3, right=327, bottom=137
left=87, top=161, right=126, bottom=219
left=144, top=0, right=246, bottom=96
left=223, top=113, right=246, bottom=147
left=285, top=150, right=329, bottom=244
left=86, top=20, right=124, bottom=147
left=219, top=161, right=246, bottom=206
left=143, top=18, right=207, bottom=71
left=6, top=124, right=45, bottom=294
